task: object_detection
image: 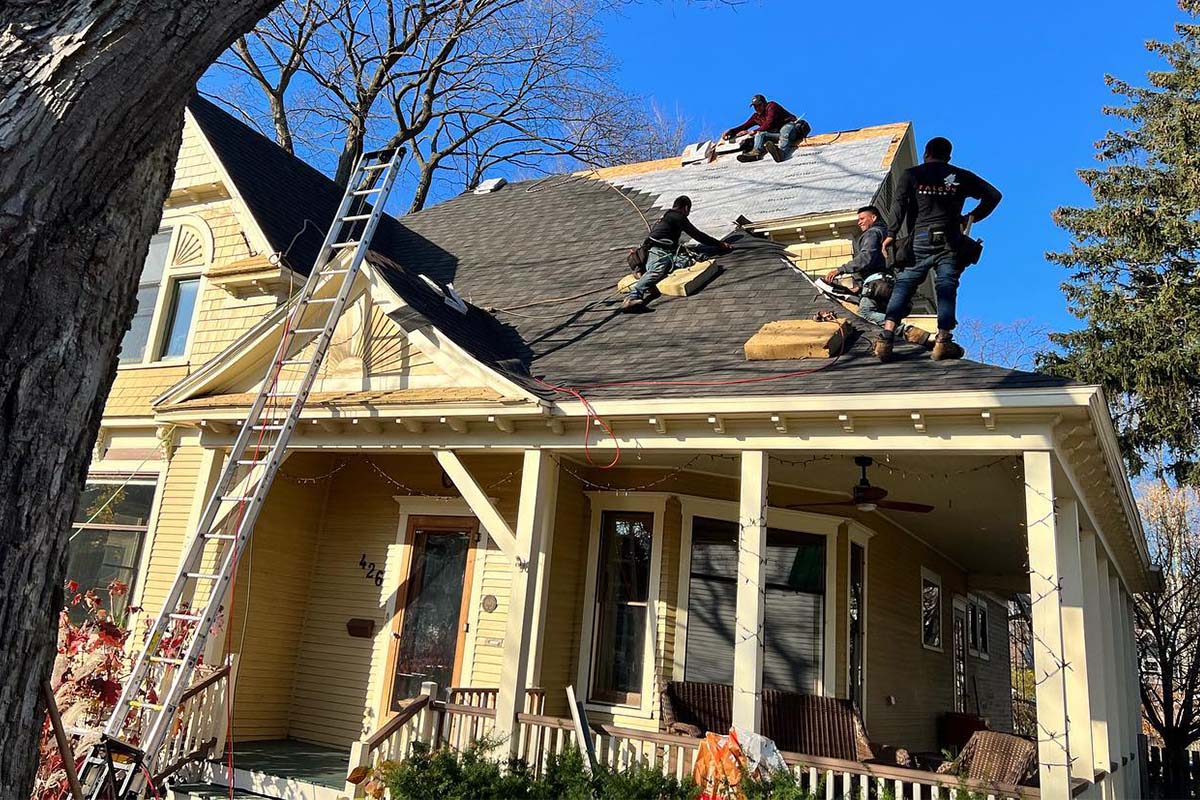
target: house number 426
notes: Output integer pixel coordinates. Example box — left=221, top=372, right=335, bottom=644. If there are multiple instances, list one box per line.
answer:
left=359, top=554, right=384, bottom=587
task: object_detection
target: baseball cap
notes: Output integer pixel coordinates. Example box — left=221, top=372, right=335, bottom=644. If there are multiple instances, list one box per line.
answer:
left=750, top=94, right=766, bottom=105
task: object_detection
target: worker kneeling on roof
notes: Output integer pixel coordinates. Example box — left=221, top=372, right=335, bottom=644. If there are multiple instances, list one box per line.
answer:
left=824, top=206, right=932, bottom=350
left=722, top=94, right=810, bottom=163
left=876, top=136, right=1002, bottom=363
left=622, top=195, right=731, bottom=313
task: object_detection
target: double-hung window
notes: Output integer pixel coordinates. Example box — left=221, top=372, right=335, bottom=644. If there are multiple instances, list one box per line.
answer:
left=66, top=478, right=157, bottom=623
left=921, top=568, right=942, bottom=651
left=119, top=226, right=205, bottom=365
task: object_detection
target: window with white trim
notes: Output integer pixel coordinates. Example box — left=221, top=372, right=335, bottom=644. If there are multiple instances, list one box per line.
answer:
left=66, top=478, right=157, bottom=623
left=589, top=510, right=654, bottom=706
left=968, top=595, right=990, bottom=658
left=921, top=568, right=942, bottom=650
left=119, top=224, right=206, bottom=365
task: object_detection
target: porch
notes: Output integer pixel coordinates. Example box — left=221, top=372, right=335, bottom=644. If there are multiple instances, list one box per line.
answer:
left=151, top=434, right=1145, bottom=798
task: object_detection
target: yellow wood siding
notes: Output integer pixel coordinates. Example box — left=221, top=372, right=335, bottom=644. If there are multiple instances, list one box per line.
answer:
left=861, top=525, right=966, bottom=751
left=786, top=240, right=854, bottom=276
left=275, top=455, right=522, bottom=748
left=656, top=497, right=682, bottom=694
left=228, top=453, right=330, bottom=740
left=107, top=366, right=192, bottom=418
left=969, top=596, right=1014, bottom=732
left=137, top=442, right=205, bottom=614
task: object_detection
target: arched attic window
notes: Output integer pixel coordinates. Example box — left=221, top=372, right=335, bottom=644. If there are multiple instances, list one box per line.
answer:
left=118, top=216, right=214, bottom=366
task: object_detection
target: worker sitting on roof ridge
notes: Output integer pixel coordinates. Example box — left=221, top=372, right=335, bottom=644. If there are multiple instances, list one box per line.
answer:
left=824, top=206, right=932, bottom=349
left=722, top=94, right=811, bottom=163
left=622, top=195, right=732, bottom=313
left=876, top=136, right=1002, bottom=363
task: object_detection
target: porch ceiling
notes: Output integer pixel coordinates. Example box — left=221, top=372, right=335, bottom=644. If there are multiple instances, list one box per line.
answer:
left=616, top=451, right=1031, bottom=577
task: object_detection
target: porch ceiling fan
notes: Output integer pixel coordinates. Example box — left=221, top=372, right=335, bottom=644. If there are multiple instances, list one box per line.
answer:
left=787, top=456, right=935, bottom=514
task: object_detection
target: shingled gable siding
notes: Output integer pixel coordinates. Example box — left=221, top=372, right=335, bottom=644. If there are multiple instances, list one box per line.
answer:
left=171, top=123, right=221, bottom=192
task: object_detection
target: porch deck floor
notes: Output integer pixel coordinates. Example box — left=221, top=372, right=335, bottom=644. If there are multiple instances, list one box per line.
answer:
left=230, top=739, right=351, bottom=789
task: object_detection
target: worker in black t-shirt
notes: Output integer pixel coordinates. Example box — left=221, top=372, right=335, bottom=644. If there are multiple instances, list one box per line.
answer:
left=622, top=196, right=732, bottom=312
left=875, top=137, right=1002, bottom=363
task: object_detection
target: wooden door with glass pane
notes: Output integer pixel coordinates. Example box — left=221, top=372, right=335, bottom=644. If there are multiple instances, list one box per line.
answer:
left=385, top=516, right=478, bottom=711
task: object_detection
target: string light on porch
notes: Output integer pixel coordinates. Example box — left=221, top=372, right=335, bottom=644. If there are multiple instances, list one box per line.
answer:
left=277, top=459, right=350, bottom=484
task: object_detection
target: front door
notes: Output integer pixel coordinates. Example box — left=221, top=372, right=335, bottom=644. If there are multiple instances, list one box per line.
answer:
left=387, top=515, right=478, bottom=711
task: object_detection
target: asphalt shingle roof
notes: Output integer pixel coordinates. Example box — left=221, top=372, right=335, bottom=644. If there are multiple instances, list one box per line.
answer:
left=189, top=98, right=1074, bottom=402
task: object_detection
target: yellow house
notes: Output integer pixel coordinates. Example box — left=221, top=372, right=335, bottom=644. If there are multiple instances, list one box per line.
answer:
left=70, top=99, right=1153, bottom=800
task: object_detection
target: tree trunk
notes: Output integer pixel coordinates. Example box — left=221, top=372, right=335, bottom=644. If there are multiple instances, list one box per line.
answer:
left=269, top=91, right=294, bottom=154
left=0, top=1, right=279, bottom=795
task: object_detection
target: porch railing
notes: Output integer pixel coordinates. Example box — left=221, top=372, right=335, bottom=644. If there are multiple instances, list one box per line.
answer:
left=153, top=658, right=236, bottom=782
left=349, top=687, right=1042, bottom=800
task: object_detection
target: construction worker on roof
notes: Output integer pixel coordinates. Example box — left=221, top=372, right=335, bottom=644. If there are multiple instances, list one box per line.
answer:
left=824, top=206, right=932, bottom=350
left=722, top=94, right=810, bottom=163
left=875, top=136, right=1002, bottom=363
left=622, top=195, right=732, bottom=313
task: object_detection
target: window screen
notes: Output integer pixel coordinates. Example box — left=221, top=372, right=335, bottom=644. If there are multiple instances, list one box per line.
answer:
left=684, top=517, right=825, bottom=694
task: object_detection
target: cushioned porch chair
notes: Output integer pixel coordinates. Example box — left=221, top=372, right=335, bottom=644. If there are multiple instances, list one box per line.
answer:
left=660, top=681, right=878, bottom=763
left=935, top=730, right=1038, bottom=786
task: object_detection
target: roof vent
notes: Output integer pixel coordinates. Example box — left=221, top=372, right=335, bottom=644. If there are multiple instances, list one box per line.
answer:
left=474, top=177, right=507, bottom=194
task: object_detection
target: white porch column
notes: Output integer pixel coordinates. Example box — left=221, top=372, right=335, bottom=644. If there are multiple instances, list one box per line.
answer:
left=494, top=451, right=557, bottom=756
left=1057, top=500, right=1096, bottom=784
left=1096, top=556, right=1126, bottom=793
left=1119, top=587, right=1142, bottom=797
left=732, top=450, right=768, bottom=732
left=1023, top=450, right=1072, bottom=797
left=1079, top=531, right=1112, bottom=788
left=1106, top=566, right=1133, bottom=797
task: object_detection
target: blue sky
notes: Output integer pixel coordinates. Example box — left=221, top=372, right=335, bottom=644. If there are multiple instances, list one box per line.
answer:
left=599, top=0, right=1183, bottom=333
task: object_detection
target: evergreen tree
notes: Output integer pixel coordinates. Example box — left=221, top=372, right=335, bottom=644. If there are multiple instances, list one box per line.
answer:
left=1040, top=1, right=1200, bottom=484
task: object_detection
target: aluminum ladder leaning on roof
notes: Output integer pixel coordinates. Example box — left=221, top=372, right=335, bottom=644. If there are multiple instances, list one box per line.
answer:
left=76, top=145, right=404, bottom=800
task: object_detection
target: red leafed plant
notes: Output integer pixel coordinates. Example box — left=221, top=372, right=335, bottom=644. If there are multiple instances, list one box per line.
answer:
left=32, top=579, right=207, bottom=800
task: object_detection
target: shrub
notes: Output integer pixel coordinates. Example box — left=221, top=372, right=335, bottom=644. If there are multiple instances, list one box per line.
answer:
left=378, top=740, right=699, bottom=800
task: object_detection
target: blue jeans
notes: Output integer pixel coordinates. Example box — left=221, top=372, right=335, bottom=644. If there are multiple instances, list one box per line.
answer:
left=753, top=121, right=804, bottom=156
left=884, top=232, right=962, bottom=331
left=628, top=246, right=686, bottom=300
left=858, top=274, right=916, bottom=337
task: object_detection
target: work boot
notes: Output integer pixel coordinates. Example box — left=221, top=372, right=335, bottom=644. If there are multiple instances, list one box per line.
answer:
left=931, top=332, right=965, bottom=361
left=873, top=333, right=894, bottom=363
left=737, top=149, right=764, bottom=163
left=620, top=296, right=646, bottom=313
left=903, top=326, right=933, bottom=349
left=763, top=141, right=785, bottom=162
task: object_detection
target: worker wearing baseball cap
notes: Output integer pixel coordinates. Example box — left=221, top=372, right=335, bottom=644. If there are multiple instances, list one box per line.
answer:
left=721, top=94, right=810, bottom=162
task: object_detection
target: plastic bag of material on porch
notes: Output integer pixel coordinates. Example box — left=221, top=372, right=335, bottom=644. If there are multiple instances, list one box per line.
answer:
left=692, top=727, right=786, bottom=799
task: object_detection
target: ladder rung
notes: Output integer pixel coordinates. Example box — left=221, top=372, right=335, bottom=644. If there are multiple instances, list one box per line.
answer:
left=279, top=359, right=310, bottom=366
left=237, top=459, right=264, bottom=465
left=220, top=494, right=256, bottom=501
left=252, top=424, right=284, bottom=431
left=186, top=572, right=222, bottom=581
left=129, top=701, right=164, bottom=711
left=202, top=534, right=236, bottom=541
left=303, top=297, right=338, bottom=304
left=362, top=163, right=388, bottom=172
left=292, top=328, right=325, bottom=335
left=330, top=241, right=361, bottom=249
left=320, top=269, right=351, bottom=275
left=149, top=656, right=184, bottom=665
left=351, top=188, right=381, bottom=196
left=170, top=613, right=203, bottom=621
left=342, top=214, right=373, bottom=222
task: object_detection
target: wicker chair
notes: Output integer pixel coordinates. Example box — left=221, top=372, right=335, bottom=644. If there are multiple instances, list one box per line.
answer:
left=935, top=730, right=1038, bottom=786
left=660, top=681, right=877, bottom=762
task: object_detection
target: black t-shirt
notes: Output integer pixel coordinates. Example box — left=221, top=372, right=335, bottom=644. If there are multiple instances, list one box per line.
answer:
left=887, top=161, right=1002, bottom=237
left=644, top=209, right=723, bottom=250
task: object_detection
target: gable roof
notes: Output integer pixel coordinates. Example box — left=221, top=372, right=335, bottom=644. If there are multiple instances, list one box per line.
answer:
left=182, top=99, right=1073, bottom=406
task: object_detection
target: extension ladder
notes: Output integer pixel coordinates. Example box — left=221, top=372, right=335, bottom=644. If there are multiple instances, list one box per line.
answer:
left=77, top=146, right=403, bottom=799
